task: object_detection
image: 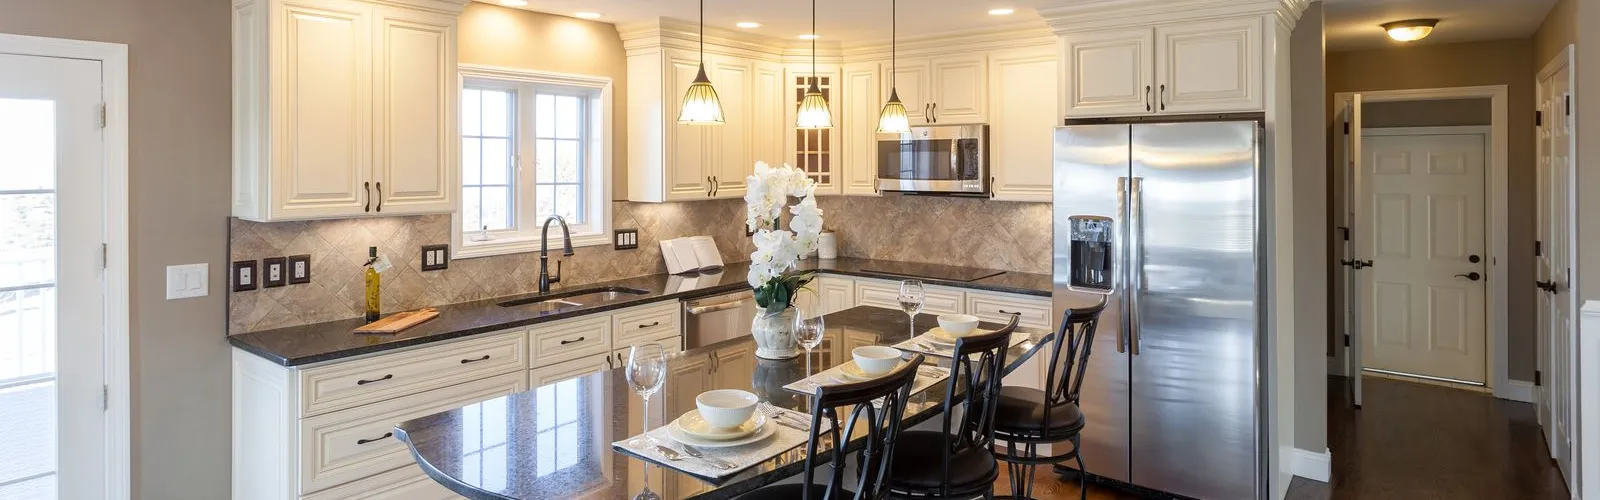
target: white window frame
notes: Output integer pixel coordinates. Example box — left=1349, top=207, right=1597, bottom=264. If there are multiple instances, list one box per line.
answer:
left=455, top=64, right=613, bottom=259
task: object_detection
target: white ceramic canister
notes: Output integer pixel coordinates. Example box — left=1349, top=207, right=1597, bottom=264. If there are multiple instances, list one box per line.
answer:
left=818, top=231, right=838, bottom=259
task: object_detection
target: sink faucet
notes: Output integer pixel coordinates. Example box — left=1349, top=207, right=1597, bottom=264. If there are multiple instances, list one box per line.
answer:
left=539, top=215, right=575, bottom=294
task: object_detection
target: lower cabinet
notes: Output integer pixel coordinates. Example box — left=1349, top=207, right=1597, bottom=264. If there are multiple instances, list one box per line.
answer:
left=853, top=277, right=965, bottom=316
left=301, top=463, right=461, bottom=500
left=528, top=352, right=612, bottom=387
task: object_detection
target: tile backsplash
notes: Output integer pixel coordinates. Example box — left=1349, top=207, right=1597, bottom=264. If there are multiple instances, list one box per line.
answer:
left=227, top=196, right=1049, bottom=334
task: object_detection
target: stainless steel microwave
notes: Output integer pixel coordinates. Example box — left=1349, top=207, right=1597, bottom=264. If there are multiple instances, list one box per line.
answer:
left=876, top=124, right=989, bottom=195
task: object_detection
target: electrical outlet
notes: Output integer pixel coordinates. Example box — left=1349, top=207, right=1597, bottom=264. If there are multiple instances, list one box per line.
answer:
left=262, top=257, right=287, bottom=288
left=614, top=229, right=639, bottom=250
left=287, top=255, right=311, bottom=284
left=231, top=260, right=258, bottom=292
left=421, top=244, right=449, bottom=271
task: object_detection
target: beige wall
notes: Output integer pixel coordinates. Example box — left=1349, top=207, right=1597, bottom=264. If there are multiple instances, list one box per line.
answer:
left=457, top=3, right=631, bottom=197
left=1534, top=0, right=1576, bottom=67
left=1327, top=38, right=1538, bottom=382
left=1577, top=0, right=1600, bottom=325
left=1363, top=98, right=1491, bottom=128
left=0, top=1, right=233, bottom=498
left=1291, top=1, right=1328, bottom=453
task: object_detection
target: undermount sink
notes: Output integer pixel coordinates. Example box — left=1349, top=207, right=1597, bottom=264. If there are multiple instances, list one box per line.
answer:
left=496, top=286, right=650, bottom=310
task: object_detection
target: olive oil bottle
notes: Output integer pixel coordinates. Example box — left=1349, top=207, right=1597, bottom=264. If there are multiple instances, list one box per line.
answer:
left=364, top=246, right=381, bottom=322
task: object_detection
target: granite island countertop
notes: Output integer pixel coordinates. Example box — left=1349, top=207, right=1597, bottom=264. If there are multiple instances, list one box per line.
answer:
left=227, top=257, right=1051, bottom=366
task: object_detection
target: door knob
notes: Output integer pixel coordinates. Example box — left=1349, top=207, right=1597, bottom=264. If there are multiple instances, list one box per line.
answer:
left=1454, top=272, right=1482, bottom=281
left=1536, top=280, right=1558, bottom=293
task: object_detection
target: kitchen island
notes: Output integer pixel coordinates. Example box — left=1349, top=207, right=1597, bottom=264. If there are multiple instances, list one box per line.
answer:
left=394, top=307, right=1053, bottom=500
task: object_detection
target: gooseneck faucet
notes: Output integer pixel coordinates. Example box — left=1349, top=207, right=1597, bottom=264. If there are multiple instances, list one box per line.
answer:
left=539, top=215, right=575, bottom=294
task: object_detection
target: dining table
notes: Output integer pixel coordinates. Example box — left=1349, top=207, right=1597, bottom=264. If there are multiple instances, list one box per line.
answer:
left=394, top=306, right=1055, bottom=500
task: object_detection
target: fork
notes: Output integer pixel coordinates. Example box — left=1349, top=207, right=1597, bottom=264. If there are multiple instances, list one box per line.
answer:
left=758, top=403, right=808, bottom=431
left=680, top=444, right=736, bottom=470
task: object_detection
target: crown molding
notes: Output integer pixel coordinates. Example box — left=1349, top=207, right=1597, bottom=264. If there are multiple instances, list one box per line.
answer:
left=376, top=0, right=468, bottom=15
left=620, top=17, right=1054, bottom=63
left=1039, top=0, right=1309, bottom=33
left=839, top=23, right=1057, bottom=59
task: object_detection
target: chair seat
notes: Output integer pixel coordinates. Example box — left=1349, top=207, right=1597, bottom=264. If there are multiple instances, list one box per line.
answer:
left=736, top=482, right=837, bottom=500
left=886, top=430, right=999, bottom=493
left=992, top=386, right=1085, bottom=438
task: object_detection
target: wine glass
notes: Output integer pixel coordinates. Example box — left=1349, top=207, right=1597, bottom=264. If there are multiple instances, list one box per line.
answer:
left=625, top=343, right=667, bottom=448
left=792, top=304, right=826, bottom=389
left=898, top=280, right=925, bottom=339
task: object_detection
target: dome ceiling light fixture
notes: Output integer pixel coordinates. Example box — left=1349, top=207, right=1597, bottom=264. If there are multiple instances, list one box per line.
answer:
left=1381, top=19, right=1438, bottom=42
left=677, top=0, right=725, bottom=124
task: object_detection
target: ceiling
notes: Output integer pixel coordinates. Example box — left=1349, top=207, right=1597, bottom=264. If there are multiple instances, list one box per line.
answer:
left=1323, top=0, right=1560, bottom=51
left=481, top=0, right=1061, bottom=43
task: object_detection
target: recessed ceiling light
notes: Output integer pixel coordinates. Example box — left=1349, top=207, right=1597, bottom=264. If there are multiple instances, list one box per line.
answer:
left=798, top=33, right=819, bottom=40
left=988, top=8, right=1015, bottom=15
left=499, top=0, right=527, bottom=6
left=574, top=11, right=602, bottom=19
left=1381, top=19, right=1438, bottom=42
left=736, top=21, right=763, bottom=29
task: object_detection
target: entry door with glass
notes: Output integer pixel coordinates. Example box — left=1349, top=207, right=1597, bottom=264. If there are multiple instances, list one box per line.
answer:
left=0, top=52, right=108, bottom=499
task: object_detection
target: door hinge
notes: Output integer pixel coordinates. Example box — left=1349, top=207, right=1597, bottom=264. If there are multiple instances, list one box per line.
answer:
left=1343, top=122, right=1350, bottom=134
left=101, top=243, right=108, bottom=269
left=1344, top=334, right=1351, bottom=347
left=1536, top=240, right=1543, bottom=257
left=101, top=385, right=109, bottom=411
left=1535, top=370, right=1542, bottom=387
left=1566, top=95, right=1572, bottom=116
left=1536, top=110, right=1543, bottom=127
left=1340, top=226, right=1351, bottom=241
left=97, top=103, right=107, bottom=129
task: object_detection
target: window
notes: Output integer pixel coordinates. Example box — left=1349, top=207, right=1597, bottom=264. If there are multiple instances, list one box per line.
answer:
left=455, top=66, right=613, bottom=258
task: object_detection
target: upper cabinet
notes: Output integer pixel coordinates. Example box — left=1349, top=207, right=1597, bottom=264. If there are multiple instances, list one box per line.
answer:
left=881, top=55, right=987, bottom=125
left=839, top=61, right=881, bottom=197
left=232, top=0, right=463, bottom=221
left=1062, top=17, right=1262, bottom=118
left=784, top=64, right=843, bottom=196
left=988, top=46, right=1059, bottom=202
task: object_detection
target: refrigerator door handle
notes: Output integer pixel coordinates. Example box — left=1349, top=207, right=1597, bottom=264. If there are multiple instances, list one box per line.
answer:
left=1115, top=176, right=1129, bottom=354
left=1128, top=176, right=1144, bottom=355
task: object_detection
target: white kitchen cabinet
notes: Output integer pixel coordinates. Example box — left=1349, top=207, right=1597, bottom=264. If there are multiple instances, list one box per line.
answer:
left=669, top=50, right=717, bottom=201
left=528, top=352, right=611, bottom=387
left=840, top=62, right=882, bottom=196
left=964, top=290, right=1054, bottom=330
left=929, top=54, right=987, bottom=124
left=232, top=0, right=462, bottom=221
left=300, top=463, right=461, bottom=500
left=1062, top=18, right=1262, bottom=118
left=817, top=277, right=856, bottom=316
left=884, top=58, right=930, bottom=124
left=988, top=46, right=1059, bottom=202
left=711, top=342, right=755, bottom=388
left=784, top=64, right=843, bottom=195
left=709, top=54, right=753, bottom=199
left=751, top=60, right=787, bottom=167
left=1154, top=17, right=1262, bottom=114
left=853, top=278, right=965, bottom=316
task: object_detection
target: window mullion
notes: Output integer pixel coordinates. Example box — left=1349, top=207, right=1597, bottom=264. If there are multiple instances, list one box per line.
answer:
left=519, top=83, right=539, bottom=231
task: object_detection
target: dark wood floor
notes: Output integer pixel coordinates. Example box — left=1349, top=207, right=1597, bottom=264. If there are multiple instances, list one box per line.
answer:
left=991, top=376, right=1570, bottom=499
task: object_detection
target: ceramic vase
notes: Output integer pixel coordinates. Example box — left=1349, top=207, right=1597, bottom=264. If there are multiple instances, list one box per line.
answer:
left=751, top=307, right=800, bottom=359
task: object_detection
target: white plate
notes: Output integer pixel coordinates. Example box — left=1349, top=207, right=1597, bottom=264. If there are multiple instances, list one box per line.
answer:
left=667, top=417, right=777, bottom=448
left=925, top=327, right=990, bottom=346
left=675, top=410, right=766, bottom=441
left=836, top=361, right=904, bottom=382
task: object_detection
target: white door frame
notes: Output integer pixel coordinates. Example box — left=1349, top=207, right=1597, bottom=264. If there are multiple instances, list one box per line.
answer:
left=0, top=32, right=130, bottom=499
left=1330, top=85, right=1513, bottom=401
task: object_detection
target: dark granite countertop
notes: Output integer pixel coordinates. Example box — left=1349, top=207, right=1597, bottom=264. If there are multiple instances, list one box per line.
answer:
left=227, top=257, right=1051, bottom=366
left=394, top=307, right=1054, bottom=500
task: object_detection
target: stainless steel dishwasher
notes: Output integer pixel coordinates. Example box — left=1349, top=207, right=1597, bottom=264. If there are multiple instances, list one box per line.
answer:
left=683, top=290, right=758, bottom=349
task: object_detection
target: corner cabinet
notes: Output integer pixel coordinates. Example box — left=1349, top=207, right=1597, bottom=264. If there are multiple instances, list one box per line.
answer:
left=232, top=0, right=463, bottom=221
left=1062, top=17, right=1262, bottom=118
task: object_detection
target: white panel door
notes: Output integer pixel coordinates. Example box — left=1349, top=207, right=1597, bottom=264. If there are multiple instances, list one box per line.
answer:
left=666, top=50, right=713, bottom=201
left=0, top=52, right=106, bottom=500
left=710, top=56, right=751, bottom=199
left=840, top=62, right=881, bottom=196
left=370, top=6, right=456, bottom=215
left=1154, top=18, right=1262, bottom=114
left=1536, top=54, right=1576, bottom=482
left=1062, top=28, right=1154, bottom=118
left=988, top=47, right=1058, bottom=202
left=1361, top=132, right=1488, bottom=383
left=274, top=0, right=373, bottom=217
left=929, top=54, right=986, bottom=124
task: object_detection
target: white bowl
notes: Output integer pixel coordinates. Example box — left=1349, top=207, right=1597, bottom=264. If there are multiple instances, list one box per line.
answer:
left=937, top=314, right=981, bottom=337
left=695, top=389, right=759, bottom=430
left=852, top=346, right=903, bottom=377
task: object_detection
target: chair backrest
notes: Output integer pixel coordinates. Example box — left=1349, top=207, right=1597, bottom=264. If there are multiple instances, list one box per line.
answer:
left=932, top=314, right=1019, bottom=494
left=1039, top=299, right=1108, bottom=434
left=800, top=353, right=926, bottom=500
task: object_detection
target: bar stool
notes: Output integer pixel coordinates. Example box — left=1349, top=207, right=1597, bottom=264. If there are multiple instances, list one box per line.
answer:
left=737, top=353, right=927, bottom=500
left=991, top=301, right=1107, bottom=500
left=883, top=314, right=1019, bottom=499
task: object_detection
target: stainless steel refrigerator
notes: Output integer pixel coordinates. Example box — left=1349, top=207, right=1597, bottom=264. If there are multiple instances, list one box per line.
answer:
left=1052, top=118, right=1266, bottom=500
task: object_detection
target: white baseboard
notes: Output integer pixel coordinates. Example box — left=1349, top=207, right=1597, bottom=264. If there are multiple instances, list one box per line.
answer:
left=1290, top=448, right=1332, bottom=483
left=1497, top=379, right=1535, bottom=403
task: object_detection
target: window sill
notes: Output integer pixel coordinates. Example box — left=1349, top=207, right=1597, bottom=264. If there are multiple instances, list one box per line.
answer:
left=454, top=231, right=612, bottom=260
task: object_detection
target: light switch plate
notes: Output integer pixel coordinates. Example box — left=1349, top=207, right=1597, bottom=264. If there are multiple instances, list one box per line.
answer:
left=166, top=263, right=209, bottom=300
left=614, top=229, right=639, bottom=250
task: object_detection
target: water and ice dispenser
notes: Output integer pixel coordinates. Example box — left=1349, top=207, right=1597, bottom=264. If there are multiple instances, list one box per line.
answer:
left=1067, top=216, right=1115, bottom=293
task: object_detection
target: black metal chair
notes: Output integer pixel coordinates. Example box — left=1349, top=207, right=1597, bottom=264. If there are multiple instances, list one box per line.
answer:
left=737, top=353, right=927, bottom=500
left=991, top=300, right=1107, bottom=500
left=883, top=314, right=1020, bottom=499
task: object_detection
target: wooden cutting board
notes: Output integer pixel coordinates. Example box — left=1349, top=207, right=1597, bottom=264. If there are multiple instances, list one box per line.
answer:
left=354, top=308, right=439, bottom=334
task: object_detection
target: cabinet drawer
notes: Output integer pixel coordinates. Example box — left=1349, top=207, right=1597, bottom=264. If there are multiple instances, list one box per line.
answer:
left=530, top=315, right=612, bottom=368
left=614, top=330, right=684, bottom=366
left=853, top=279, right=964, bottom=316
left=300, top=463, right=461, bottom=500
left=965, top=291, right=1054, bottom=330
left=297, top=371, right=525, bottom=495
left=299, top=330, right=527, bottom=416
left=530, top=352, right=612, bottom=387
left=612, top=301, right=682, bottom=347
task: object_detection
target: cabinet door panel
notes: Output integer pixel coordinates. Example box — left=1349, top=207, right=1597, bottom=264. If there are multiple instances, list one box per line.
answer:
left=711, top=56, right=751, bottom=199
left=274, top=0, right=372, bottom=218
left=1062, top=28, right=1154, bottom=118
left=989, top=48, right=1058, bottom=202
left=819, top=278, right=855, bottom=316
left=841, top=62, right=881, bottom=196
left=884, top=59, right=929, bottom=124
left=667, top=50, right=713, bottom=200
left=784, top=65, right=842, bottom=194
left=1155, top=18, right=1262, bottom=113
left=854, top=279, right=964, bottom=316
left=371, top=7, right=455, bottom=214
left=930, top=54, right=986, bottom=124
left=751, top=61, right=786, bottom=167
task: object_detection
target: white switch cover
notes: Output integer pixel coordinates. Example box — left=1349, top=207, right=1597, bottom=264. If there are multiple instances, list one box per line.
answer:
left=166, top=263, right=208, bottom=300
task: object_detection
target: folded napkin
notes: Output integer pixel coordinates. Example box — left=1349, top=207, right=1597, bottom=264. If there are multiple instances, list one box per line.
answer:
left=892, top=330, right=1031, bottom=358
left=611, top=405, right=821, bottom=479
left=782, top=363, right=950, bottom=398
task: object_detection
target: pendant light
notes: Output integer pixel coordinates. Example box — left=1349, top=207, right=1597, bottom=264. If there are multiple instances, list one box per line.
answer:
left=876, top=0, right=909, bottom=133
left=677, top=0, right=724, bottom=124
left=795, top=0, right=834, bottom=129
